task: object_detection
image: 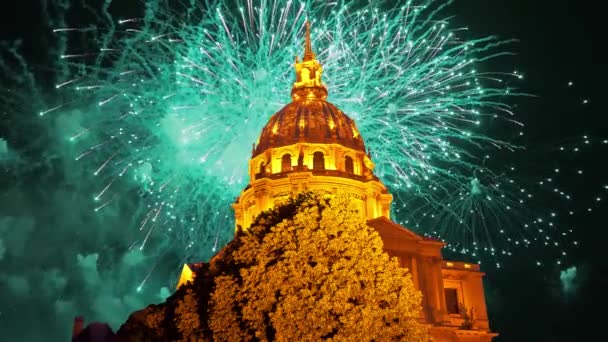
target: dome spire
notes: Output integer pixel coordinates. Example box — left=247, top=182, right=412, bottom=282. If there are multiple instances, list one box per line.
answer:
left=291, top=20, right=328, bottom=101
left=303, top=21, right=315, bottom=61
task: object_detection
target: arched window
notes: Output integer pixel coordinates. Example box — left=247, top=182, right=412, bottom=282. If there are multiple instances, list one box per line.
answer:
left=281, top=154, right=292, bottom=172
left=313, top=152, right=325, bottom=170
left=259, top=161, right=266, bottom=174
left=345, top=156, right=354, bottom=173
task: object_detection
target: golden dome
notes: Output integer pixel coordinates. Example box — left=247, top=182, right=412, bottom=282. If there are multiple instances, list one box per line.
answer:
left=253, top=99, right=365, bottom=157
left=253, top=22, right=365, bottom=157
left=235, top=22, right=392, bottom=232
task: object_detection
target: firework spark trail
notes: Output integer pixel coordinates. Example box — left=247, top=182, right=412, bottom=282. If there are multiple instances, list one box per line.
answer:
left=35, top=0, right=580, bottom=266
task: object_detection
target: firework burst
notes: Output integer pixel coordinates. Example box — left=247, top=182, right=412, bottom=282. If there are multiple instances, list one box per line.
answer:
left=25, top=0, right=580, bottom=266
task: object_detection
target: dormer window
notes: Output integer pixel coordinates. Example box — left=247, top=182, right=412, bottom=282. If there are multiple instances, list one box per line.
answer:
left=345, top=156, right=354, bottom=173
left=313, top=152, right=325, bottom=170
left=281, top=154, right=292, bottom=172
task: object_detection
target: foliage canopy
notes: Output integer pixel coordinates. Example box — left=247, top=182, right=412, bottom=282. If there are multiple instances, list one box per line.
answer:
left=118, top=192, right=428, bottom=342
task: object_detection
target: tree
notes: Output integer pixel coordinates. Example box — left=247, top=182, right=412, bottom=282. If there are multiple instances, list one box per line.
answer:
left=208, top=192, right=428, bottom=341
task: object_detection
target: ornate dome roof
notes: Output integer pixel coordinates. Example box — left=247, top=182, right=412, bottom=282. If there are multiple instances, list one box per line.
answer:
left=253, top=99, right=365, bottom=157
left=253, top=22, right=366, bottom=157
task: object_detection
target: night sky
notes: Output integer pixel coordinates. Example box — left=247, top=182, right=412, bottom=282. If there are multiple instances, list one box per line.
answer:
left=1, top=0, right=606, bottom=341
left=454, top=1, right=606, bottom=340
left=469, top=1, right=605, bottom=333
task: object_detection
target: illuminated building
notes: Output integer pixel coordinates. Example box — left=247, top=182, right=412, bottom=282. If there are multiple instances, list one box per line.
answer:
left=180, top=22, right=497, bottom=341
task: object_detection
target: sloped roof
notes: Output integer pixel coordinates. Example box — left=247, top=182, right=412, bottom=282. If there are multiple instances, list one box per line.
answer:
left=367, top=216, right=444, bottom=255
left=367, top=216, right=425, bottom=241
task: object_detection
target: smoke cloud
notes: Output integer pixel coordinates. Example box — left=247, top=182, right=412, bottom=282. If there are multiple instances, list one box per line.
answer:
left=0, top=54, right=188, bottom=342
